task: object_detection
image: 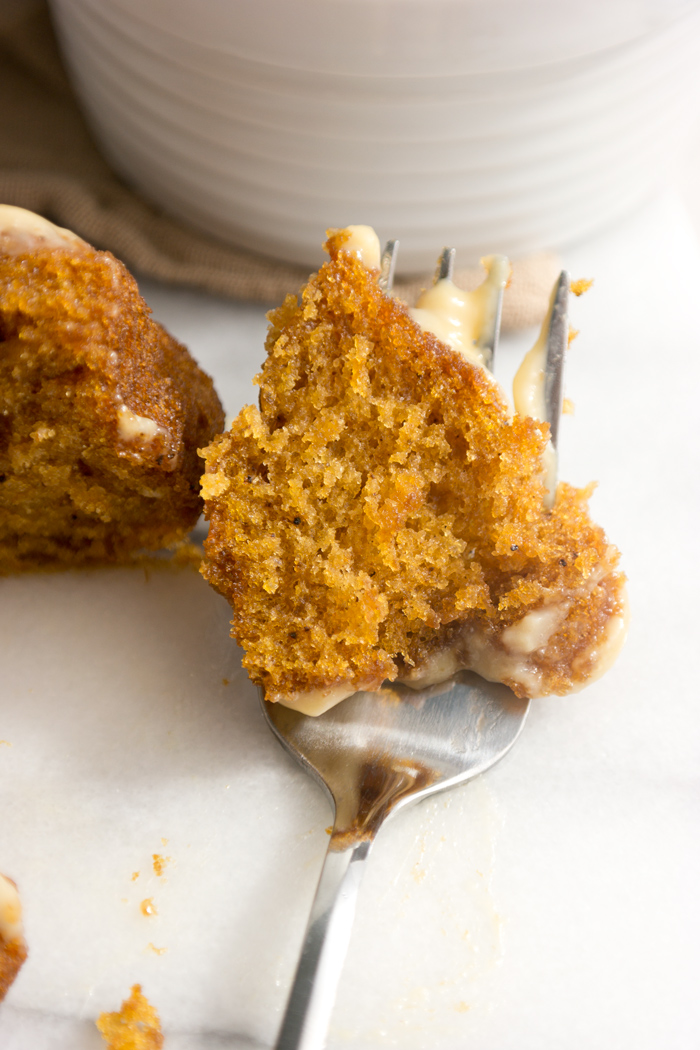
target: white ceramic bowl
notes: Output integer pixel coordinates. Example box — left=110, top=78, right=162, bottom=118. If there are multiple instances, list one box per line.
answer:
left=50, top=0, right=700, bottom=271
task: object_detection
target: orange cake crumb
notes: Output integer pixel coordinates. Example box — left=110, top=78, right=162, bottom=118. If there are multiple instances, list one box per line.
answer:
left=200, top=228, right=626, bottom=707
left=152, top=854, right=171, bottom=877
left=570, top=277, right=594, bottom=296
left=0, top=206, right=224, bottom=573
left=146, top=943, right=167, bottom=956
left=97, top=984, right=164, bottom=1050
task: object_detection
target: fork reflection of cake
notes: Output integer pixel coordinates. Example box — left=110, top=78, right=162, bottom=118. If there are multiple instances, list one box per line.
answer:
left=0, top=206, right=224, bottom=572
left=0, top=873, right=26, bottom=1002
left=200, top=226, right=627, bottom=714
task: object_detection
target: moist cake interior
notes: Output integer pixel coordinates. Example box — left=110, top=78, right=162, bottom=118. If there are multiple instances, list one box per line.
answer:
left=200, top=228, right=626, bottom=712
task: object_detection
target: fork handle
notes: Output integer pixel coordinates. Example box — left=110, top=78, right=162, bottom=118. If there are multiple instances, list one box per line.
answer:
left=274, top=837, right=373, bottom=1050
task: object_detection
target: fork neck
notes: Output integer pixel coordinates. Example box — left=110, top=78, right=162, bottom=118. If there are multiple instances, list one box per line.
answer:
left=330, top=753, right=437, bottom=851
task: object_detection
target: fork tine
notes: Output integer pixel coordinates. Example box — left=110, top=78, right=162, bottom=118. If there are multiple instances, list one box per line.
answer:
left=543, top=270, right=570, bottom=454
left=475, top=257, right=508, bottom=373
left=435, top=247, right=455, bottom=283
left=378, top=240, right=399, bottom=294
left=477, top=285, right=504, bottom=373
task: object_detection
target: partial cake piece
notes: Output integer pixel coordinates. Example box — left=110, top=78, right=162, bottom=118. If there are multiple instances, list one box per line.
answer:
left=0, top=872, right=27, bottom=1002
left=200, top=227, right=626, bottom=712
left=0, top=206, right=224, bottom=572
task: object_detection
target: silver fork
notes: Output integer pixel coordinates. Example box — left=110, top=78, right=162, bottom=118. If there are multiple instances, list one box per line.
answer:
left=262, top=245, right=570, bottom=1050
left=543, top=269, right=570, bottom=457
left=263, top=677, right=529, bottom=1050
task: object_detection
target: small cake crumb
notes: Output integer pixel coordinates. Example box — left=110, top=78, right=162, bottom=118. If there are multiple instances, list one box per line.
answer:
left=140, top=898, right=157, bottom=917
left=567, top=325, right=579, bottom=345
left=131, top=872, right=140, bottom=882
left=146, top=943, right=167, bottom=956
left=96, top=984, right=163, bottom=1050
left=152, top=855, right=171, bottom=877
left=562, top=398, right=575, bottom=415
left=570, top=277, right=593, bottom=296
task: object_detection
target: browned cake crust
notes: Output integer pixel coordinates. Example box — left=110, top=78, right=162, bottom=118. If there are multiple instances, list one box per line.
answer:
left=0, top=228, right=224, bottom=572
left=0, top=934, right=27, bottom=1003
left=201, top=231, right=625, bottom=703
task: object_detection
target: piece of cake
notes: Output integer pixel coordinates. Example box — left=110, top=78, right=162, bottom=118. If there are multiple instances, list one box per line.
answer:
left=96, top=984, right=164, bottom=1050
left=200, top=227, right=626, bottom=713
left=0, top=205, right=224, bottom=572
left=0, top=872, right=27, bottom=1002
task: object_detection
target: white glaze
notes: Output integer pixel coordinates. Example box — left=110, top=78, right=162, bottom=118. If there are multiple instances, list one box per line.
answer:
left=460, top=628, right=543, bottom=697
left=0, top=873, right=24, bottom=947
left=570, top=585, right=630, bottom=687
left=410, top=255, right=510, bottom=367
left=0, top=204, right=86, bottom=254
left=279, top=683, right=357, bottom=716
left=400, top=648, right=462, bottom=690
left=341, top=225, right=381, bottom=271
left=116, top=404, right=168, bottom=445
left=501, top=603, right=569, bottom=656
left=512, top=309, right=550, bottom=423
left=341, top=225, right=509, bottom=371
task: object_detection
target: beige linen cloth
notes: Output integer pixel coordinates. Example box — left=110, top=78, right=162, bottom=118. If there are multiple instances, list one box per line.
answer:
left=0, top=1, right=559, bottom=323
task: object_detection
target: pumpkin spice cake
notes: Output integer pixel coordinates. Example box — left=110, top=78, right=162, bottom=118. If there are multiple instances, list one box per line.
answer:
left=0, top=872, right=27, bottom=1003
left=200, top=227, right=627, bottom=713
left=0, top=205, right=224, bottom=573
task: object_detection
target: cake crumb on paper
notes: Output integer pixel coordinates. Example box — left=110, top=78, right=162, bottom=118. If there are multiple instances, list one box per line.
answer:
left=96, top=984, right=164, bottom=1049
left=146, top=943, right=167, bottom=956
left=152, top=855, right=171, bottom=877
